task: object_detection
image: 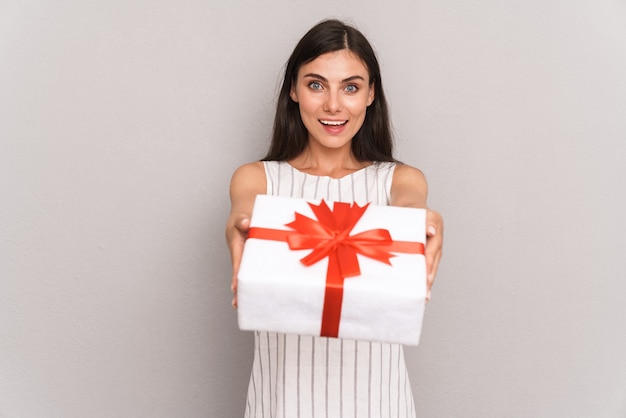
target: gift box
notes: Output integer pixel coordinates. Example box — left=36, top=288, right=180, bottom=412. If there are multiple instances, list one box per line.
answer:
left=237, top=194, right=427, bottom=345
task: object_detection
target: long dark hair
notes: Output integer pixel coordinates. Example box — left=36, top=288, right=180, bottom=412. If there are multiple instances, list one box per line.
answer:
left=263, top=19, right=394, bottom=162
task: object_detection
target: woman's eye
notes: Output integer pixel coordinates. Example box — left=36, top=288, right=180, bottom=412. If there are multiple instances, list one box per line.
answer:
left=345, top=84, right=358, bottom=93
left=308, top=81, right=323, bottom=90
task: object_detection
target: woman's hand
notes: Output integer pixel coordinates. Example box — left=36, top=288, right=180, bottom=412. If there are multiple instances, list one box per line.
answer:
left=425, top=209, right=443, bottom=301
left=390, top=164, right=443, bottom=301
left=225, top=214, right=250, bottom=308
left=225, top=162, right=266, bottom=308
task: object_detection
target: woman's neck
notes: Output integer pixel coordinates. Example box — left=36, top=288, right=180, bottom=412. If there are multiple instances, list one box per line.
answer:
left=287, top=145, right=371, bottom=178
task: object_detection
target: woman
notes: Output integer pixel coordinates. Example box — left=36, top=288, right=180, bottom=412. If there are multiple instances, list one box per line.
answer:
left=226, top=19, right=443, bottom=418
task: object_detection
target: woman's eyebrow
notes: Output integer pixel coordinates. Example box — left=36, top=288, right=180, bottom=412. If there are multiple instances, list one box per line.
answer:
left=341, top=75, right=366, bottom=83
left=302, top=73, right=366, bottom=83
left=302, top=73, right=328, bottom=81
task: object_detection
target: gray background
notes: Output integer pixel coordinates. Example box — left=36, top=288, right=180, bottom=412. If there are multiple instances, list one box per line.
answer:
left=2, top=1, right=625, bottom=417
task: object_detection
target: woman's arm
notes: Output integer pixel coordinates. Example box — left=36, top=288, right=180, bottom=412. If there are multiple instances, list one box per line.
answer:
left=390, top=164, right=443, bottom=300
left=225, top=161, right=266, bottom=308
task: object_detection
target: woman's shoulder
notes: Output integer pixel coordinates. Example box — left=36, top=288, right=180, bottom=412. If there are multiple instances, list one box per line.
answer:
left=230, top=161, right=266, bottom=195
left=389, top=163, right=428, bottom=208
left=392, top=162, right=426, bottom=181
left=231, top=161, right=265, bottom=178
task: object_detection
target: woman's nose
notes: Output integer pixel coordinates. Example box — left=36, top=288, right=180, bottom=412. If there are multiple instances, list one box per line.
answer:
left=323, top=90, right=342, bottom=112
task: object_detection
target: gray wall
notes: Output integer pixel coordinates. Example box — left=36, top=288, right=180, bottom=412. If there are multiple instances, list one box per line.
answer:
left=2, top=1, right=625, bottom=417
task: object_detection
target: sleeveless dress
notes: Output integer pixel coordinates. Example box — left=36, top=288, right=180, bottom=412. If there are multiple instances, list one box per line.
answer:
left=243, top=161, right=417, bottom=418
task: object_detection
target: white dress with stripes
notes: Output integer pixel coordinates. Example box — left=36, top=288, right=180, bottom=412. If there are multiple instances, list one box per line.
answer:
left=243, top=160, right=417, bottom=418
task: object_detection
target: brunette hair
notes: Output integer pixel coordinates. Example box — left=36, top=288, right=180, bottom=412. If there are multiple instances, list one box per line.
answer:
left=263, top=19, right=394, bottom=162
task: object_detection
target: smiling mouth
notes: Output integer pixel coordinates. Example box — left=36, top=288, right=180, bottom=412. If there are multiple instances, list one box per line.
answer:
left=319, top=120, right=348, bottom=126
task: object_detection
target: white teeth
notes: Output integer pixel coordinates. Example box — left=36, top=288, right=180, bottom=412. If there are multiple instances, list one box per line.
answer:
left=320, top=120, right=347, bottom=126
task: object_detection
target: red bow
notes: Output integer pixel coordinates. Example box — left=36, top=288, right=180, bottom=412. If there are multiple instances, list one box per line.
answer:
left=248, top=200, right=424, bottom=338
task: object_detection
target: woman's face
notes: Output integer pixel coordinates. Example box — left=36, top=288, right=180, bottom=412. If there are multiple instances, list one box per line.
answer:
left=290, top=50, right=375, bottom=153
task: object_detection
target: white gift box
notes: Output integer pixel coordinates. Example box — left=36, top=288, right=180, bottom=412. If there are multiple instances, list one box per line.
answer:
left=237, top=194, right=427, bottom=345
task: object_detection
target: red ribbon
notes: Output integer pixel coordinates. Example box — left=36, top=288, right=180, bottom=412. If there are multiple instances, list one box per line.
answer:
left=248, top=200, right=425, bottom=338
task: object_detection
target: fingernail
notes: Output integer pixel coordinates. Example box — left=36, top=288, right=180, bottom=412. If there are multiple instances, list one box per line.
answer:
left=427, top=225, right=437, bottom=236
left=426, top=290, right=431, bottom=301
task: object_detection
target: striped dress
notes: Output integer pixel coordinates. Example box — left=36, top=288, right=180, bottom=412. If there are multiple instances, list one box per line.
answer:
left=243, top=160, right=417, bottom=418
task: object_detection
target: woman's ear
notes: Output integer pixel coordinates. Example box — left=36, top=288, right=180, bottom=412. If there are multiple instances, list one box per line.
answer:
left=367, top=83, right=375, bottom=106
left=290, top=85, right=299, bottom=103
